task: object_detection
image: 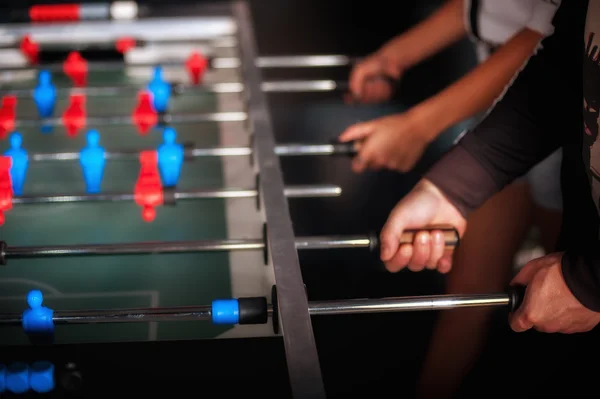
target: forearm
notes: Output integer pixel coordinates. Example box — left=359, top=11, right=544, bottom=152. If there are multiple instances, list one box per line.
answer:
left=412, top=28, right=544, bottom=140
left=378, top=0, right=466, bottom=69
left=423, top=61, right=563, bottom=217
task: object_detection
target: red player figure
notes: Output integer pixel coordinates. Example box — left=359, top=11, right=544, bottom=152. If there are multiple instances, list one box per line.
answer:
left=20, top=35, right=40, bottom=64
left=62, top=93, right=86, bottom=137
left=0, top=156, right=13, bottom=226
left=134, top=151, right=163, bottom=222
left=63, top=51, right=88, bottom=87
left=0, top=95, right=17, bottom=139
left=116, top=37, right=136, bottom=54
left=185, top=51, right=208, bottom=85
left=132, top=91, right=158, bottom=135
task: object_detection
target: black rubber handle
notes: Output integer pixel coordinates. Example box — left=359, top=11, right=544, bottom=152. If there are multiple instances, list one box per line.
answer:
left=183, top=141, right=195, bottom=161
left=507, top=284, right=526, bottom=312
left=329, top=138, right=357, bottom=157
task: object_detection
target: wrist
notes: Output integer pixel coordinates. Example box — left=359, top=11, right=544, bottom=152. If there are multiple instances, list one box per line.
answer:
left=376, top=41, right=413, bottom=75
left=405, top=104, right=441, bottom=144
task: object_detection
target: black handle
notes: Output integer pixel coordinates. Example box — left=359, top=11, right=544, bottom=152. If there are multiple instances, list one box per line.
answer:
left=329, top=138, right=357, bottom=157
left=507, top=285, right=526, bottom=312
left=183, top=141, right=195, bottom=161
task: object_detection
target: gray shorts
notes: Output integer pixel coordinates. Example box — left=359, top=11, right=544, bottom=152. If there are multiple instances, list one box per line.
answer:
left=518, top=148, right=563, bottom=211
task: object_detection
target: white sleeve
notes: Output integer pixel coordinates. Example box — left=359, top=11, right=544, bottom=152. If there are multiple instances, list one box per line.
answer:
left=526, top=0, right=561, bottom=37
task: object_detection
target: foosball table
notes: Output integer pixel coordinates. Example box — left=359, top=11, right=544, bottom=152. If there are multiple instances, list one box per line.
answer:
left=0, top=2, right=524, bottom=397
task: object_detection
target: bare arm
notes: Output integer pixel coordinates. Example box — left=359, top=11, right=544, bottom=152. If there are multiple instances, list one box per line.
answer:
left=408, top=28, right=545, bottom=141
left=377, top=0, right=466, bottom=69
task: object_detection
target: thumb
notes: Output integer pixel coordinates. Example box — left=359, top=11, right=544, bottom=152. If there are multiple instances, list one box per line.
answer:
left=511, top=256, right=551, bottom=286
left=379, top=203, right=408, bottom=261
left=339, top=122, right=375, bottom=142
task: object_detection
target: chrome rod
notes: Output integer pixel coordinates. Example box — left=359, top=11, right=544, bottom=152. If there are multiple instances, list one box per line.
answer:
left=308, top=294, right=510, bottom=316
left=10, top=184, right=341, bottom=205
left=0, top=306, right=213, bottom=326
left=0, top=54, right=355, bottom=74
left=28, top=143, right=355, bottom=162
left=0, top=230, right=464, bottom=261
left=15, top=111, right=248, bottom=128
left=0, top=292, right=511, bottom=327
left=1, top=235, right=373, bottom=260
left=0, top=80, right=346, bottom=98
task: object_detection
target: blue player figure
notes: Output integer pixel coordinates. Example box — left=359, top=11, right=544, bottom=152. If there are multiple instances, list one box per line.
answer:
left=33, top=70, right=57, bottom=119
left=158, top=127, right=184, bottom=187
left=80, top=130, right=106, bottom=194
left=147, top=66, right=171, bottom=113
left=22, top=290, right=54, bottom=335
left=3, top=132, right=28, bottom=196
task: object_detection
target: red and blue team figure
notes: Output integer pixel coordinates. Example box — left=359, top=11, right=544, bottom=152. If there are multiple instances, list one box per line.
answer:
left=33, top=65, right=172, bottom=122
left=3, top=132, right=28, bottom=196
left=78, top=127, right=183, bottom=193
left=1, top=127, right=184, bottom=198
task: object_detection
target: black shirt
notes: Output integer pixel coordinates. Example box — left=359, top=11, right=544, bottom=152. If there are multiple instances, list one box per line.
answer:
left=425, top=1, right=600, bottom=309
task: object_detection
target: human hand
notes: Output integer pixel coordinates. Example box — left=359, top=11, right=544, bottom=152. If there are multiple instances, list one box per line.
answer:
left=509, top=253, right=600, bottom=333
left=379, top=179, right=467, bottom=273
left=348, top=52, right=403, bottom=103
left=338, top=112, right=433, bottom=173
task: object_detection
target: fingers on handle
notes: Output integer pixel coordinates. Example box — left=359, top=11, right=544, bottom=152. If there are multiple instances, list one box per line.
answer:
left=349, top=66, right=368, bottom=98
left=407, top=231, right=431, bottom=272
left=339, top=122, right=372, bottom=142
left=425, top=230, right=446, bottom=270
left=385, top=244, right=412, bottom=273
left=381, top=227, right=457, bottom=273
left=508, top=284, right=533, bottom=332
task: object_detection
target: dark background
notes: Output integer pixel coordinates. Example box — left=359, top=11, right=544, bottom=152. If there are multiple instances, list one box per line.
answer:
left=2, top=1, right=580, bottom=398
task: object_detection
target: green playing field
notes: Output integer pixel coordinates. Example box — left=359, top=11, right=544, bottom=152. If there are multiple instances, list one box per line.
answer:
left=0, top=68, right=242, bottom=346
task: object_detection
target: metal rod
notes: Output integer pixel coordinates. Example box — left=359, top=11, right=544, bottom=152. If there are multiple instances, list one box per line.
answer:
left=0, top=36, right=238, bottom=51
left=0, top=54, right=354, bottom=74
left=9, top=184, right=341, bottom=205
left=0, top=80, right=346, bottom=99
left=0, top=292, right=510, bottom=327
left=0, top=306, right=213, bottom=326
left=2, top=235, right=373, bottom=260
left=15, top=111, right=248, bottom=128
left=0, top=229, right=458, bottom=260
left=28, top=143, right=353, bottom=162
left=308, top=294, right=510, bottom=315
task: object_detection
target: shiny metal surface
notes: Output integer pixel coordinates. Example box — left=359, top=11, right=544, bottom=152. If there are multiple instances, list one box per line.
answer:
left=3, top=239, right=266, bottom=258
left=294, top=235, right=373, bottom=250
left=15, top=112, right=248, bottom=128
left=2, top=235, right=374, bottom=260
left=28, top=143, right=349, bottom=162
left=0, top=306, right=213, bottom=326
left=0, top=53, right=353, bottom=75
left=0, top=292, right=511, bottom=327
left=213, top=54, right=353, bottom=69
left=1, top=79, right=345, bottom=98
left=10, top=184, right=342, bottom=204
left=308, top=294, right=510, bottom=316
